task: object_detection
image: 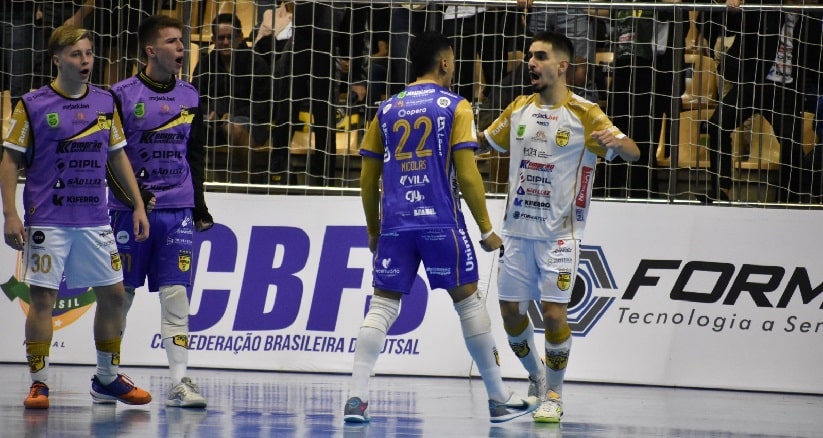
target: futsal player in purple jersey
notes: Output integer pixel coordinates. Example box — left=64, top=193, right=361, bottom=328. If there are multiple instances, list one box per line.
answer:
left=0, top=24, right=152, bottom=409
left=107, top=15, right=212, bottom=408
left=344, top=31, right=539, bottom=424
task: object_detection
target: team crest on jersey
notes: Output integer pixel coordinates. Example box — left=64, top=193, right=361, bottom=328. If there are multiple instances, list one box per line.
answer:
left=180, top=108, right=195, bottom=123
left=557, top=270, right=572, bottom=291
left=516, top=124, right=526, bottom=138
left=97, top=113, right=112, bottom=130
left=134, top=102, right=145, bottom=118
left=46, top=113, right=59, bottom=127
left=110, top=251, right=122, bottom=271
left=178, top=250, right=192, bottom=272
left=556, top=128, right=571, bottom=147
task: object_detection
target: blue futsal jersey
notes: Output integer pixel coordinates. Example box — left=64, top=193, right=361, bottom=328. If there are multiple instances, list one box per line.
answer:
left=359, top=80, right=479, bottom=233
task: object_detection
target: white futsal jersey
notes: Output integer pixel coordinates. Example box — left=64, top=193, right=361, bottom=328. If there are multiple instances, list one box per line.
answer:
left=483, top=90, right=626, bottom=241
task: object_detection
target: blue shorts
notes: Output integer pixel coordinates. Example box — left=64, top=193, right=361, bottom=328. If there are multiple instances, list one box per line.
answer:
left=110, top=208, right=194, bottom=291
left=372, top=228, right=480, bottom=293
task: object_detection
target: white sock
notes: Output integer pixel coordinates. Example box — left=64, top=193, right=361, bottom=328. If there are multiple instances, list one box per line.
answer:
left=545, top=336, right=572, bottom=396
left=349, top=295, right=400, bottom=401
left=164, top=336, right=189, bottom=383
left=95, top=350, right=118, bottom=385
left=507, top=321, right=544, bottom=382
left=30, top=357, right=49, bottom=383
left=454, top=293, right=509, bottom=403
left=349, top=326, right=386, bottom=401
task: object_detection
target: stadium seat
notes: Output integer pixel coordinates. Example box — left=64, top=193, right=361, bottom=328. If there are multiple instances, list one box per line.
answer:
left=802, top=111, right=817, bottom=156
left=681, top=54, right=718, bottom=111
left=187, top=42, right=201, bottom=79
left=656, top=109, right=714, bottom=168
left=595, top=51, right=614, bottom=107
left=732, top=114, right=780, bottom=171
left=218, top=0, right=256, bottom=41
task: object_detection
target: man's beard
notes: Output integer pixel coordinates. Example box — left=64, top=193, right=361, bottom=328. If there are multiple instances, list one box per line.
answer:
left=532, top=82, right=546, bottom=93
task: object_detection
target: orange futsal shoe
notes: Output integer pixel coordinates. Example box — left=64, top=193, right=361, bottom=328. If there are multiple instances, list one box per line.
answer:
left=24, top=381, right=50, bottom=409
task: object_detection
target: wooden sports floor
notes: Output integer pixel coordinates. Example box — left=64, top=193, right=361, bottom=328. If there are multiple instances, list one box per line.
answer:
left=1, top=363, right=820, bottom=437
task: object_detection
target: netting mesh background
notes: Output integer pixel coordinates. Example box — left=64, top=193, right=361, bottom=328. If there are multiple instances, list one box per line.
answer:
left=2, top=0, right=822, bottom=205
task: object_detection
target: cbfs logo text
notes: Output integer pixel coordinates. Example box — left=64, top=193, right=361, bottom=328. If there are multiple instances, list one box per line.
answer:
left=188, top=224, right=428, bottom=336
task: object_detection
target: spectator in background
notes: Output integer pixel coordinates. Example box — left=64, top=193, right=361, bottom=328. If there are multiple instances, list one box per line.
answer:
left=602, top=0, right=686, bottom=199
left=387, top=3, right=442, bottom=96
left=0, top=1, right=40, bottom=107
left=339, top=3, right=391, bottom=122
left=66, top=0, right=160, bottom=86
left=271, top=1, right=339, bottom=186
left=253, top=0, right=293, bottom=66
left=700, top=0, right=821, bottom=203
left=35, top=2, right=79, bottom=87
left=479, top=1, right=600, bottom=131
left=441, top=4, right=523, bottom=105
left=523, top=1, right=600, bottom=103
left=192, top=12, right=274, bottom=179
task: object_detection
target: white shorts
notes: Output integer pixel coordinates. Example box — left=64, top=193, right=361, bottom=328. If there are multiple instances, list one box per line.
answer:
left=497, top=236, right=580, bottom=304
left=23, top=226, right=123, bottom=290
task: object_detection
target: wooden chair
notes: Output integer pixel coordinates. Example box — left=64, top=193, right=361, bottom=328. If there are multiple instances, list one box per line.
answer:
left=681, top=54, right=718, bottom=111
left=191, top=0, right=222, bottom=43
left=732, top=114, right=781, bottom=171
left=802, top=111, right=817, bottom=157
left=656, top=109, right=714, bottom=168
left=218, top=0, right=257, bottom=40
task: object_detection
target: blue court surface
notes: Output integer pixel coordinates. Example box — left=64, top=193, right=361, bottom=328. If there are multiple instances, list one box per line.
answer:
left=1, top=364, right=820, bottom=437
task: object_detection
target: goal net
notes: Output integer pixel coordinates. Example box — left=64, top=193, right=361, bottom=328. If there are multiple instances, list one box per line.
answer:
left=1, top=1, right=822, bottom=206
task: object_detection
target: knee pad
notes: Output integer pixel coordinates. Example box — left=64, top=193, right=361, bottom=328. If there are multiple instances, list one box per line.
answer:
left=454, top=292, right=491, bottom=338
left=361, top=295, right=400, bottom=333
left=159, top=285, right=190, bottom=339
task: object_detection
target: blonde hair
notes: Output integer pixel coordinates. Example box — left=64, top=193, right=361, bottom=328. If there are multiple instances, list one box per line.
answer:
left=48, top=24, right=93, bottom=56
